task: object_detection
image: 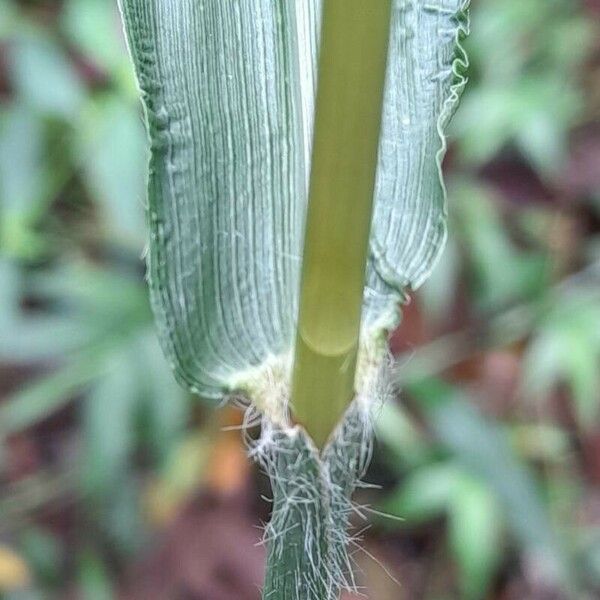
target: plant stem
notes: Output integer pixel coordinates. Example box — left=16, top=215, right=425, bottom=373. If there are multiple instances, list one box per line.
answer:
left=291, top=0, right=393, bottom=448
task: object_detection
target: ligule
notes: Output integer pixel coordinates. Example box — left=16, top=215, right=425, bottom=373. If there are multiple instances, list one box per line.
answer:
left=256, top=337, right=391, bottom=598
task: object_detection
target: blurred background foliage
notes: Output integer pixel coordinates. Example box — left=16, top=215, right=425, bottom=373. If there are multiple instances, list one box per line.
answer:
left=0, top=0, right=599, bottom=598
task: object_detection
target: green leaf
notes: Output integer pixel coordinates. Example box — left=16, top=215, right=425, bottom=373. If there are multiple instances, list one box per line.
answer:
left=375, top=400, right=431, bottom=469
left=452, top=179, right=549, bottom=310
left=77, top=98, right=147, bottom=246
left=133, top=332, right=188, bottom=459
left=19, top=527, right=63, bottom=586
left=0, top=106, right=43, bottom=212
left=78, top=552, right=114, bottom=600
left=0, top=262, right=91, bottom=362
left=523, top=294, right=600, bottom=428
left=62, top=0, right=128, bottom=76
left=0, top=0, right=18, bottom=39
left=81, top=351, right=139, bottom=494
left=0, top=355, right=107, bottom=438
left=453, top=0, right=592, bottom=172
left=419, top=237, right=461, bottom=326
left=0, top=106, right=48, bottom=258
left=448, top=473, right=502, bottom=600
left=8, top=29, right=85, bottom=119
left=119, top=0, right=310, bottom=398
left=407, top=379, right=572, bottom=591
left=364, top=0, right=469, bottom=325
left=382, top=462, right=460, bottom=525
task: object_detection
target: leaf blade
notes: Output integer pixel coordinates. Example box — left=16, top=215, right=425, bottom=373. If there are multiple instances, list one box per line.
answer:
left=119, top=0, right=308, bottom=397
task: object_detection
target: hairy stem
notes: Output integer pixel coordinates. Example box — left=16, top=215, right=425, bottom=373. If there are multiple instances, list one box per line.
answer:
left=291, top=0, right=393, bottom=448
left=260, top=405, right=374, bottom=600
